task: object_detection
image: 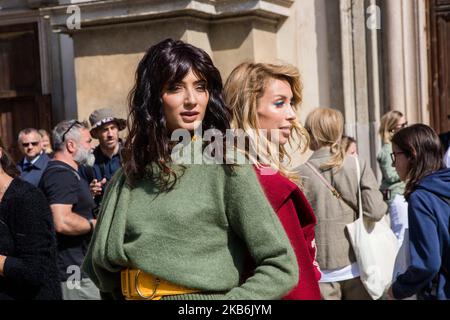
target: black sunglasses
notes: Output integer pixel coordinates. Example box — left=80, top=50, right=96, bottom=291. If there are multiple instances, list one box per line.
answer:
left=398, top=122, right=408, bottom=129
left=390, top=151, right=405, bottom=163
left=22, top=141, right=40, bottom=147
left=62, top=121, right=82, bottom=142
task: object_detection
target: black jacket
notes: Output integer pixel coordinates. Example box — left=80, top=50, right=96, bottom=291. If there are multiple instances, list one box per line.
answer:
left=0, top=179, right=61, bottom=300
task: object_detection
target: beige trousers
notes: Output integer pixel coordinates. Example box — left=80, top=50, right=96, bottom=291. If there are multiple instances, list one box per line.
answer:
left=61, top=277, right=101, bottom=300
left=319, top=277, right=372, bottom=300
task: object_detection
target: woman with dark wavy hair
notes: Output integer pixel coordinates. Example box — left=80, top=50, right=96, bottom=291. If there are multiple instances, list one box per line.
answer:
left=83, top=39, right=298, bottom=300
left=388, top=124, right=450, bottom=300
left=0, top=138, right=61, bottom=300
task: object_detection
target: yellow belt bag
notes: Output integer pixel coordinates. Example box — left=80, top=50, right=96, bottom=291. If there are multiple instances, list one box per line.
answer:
left=121, top=269, right=200, bottom=300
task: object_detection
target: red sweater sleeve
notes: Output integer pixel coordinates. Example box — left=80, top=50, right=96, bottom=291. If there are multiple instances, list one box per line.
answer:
left=277, top=197, right=322, bottom=299
left=291, top=188, right=322, bottom=281
left=254, top=168, right=322, bottom=299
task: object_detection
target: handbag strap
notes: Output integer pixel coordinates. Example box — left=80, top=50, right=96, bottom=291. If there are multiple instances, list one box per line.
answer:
left=305, top=162, right=342, bottom=199
left=305, top=158, right=362, bottom=217
left=353, top=155, right=363, bottom=221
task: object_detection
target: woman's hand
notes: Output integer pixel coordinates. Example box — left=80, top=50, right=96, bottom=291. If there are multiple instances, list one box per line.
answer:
left=386, top=285, right=396, bottom=300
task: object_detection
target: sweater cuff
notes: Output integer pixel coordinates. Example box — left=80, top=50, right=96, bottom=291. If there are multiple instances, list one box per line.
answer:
left=392, top=281, right=408, bottom=300
left=3, top=256, right=20, bottom=281
left=224, top=292, right=238, bottom=300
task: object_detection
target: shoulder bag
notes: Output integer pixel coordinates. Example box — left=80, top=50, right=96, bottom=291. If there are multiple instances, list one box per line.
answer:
left=306, top=156, right=399, bottom=299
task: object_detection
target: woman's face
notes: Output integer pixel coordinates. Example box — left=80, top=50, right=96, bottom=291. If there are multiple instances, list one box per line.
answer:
left=394, top=116, right=408, bottom=133
left=162, top=69, right=209, bottom=133
left=256, top=78, right=296, bottom=146
left=392, top=143, right=410, bottom=181
left=41, top=135, right=50, bottom=151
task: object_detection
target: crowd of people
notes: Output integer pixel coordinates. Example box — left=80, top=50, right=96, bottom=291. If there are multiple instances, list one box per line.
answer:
left=0, top=39, right=449, bottom=300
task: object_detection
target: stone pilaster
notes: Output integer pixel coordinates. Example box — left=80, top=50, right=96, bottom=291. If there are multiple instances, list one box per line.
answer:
left=383, top=0, right=429, bottom=125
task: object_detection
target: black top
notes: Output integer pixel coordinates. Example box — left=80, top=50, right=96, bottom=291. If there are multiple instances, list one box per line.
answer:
left=0, top=178, right=61, bottom=300
left=39, top=161, right=96, bottom=281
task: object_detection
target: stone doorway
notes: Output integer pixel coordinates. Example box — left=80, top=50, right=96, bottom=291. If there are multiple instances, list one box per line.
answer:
left=0, top=22, right=52, bottom=162
left=429, top=0, right=450, bottom=135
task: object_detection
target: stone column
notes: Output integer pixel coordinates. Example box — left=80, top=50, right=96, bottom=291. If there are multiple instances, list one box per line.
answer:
left=383, top=0, right=428, bottom=125
left=291, top=0, right=331, bottom=121
left=339, top=0, right=384, bottom=174
left=283, top=0, right=337, bottom=167
left=402, top=0, right=420, bottom=123
left=367, top=0, right=383, bottom=181
left=385, top=0, right=407, bottom=114
left=417, top=0, right=430, bottom=125
left=340, top=0, right=357, bottom=138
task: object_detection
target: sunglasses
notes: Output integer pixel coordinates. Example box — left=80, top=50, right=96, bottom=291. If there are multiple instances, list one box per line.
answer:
left=62, top=121, right=82, bottom=142
left=22, top=141, right=40, bottom=147
left=398, top=122, right=408, bottom=129
left=393, top=122, right=408, bottom=132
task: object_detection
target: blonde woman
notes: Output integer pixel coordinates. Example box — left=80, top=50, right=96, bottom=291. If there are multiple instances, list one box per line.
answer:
left=341, top=136, right=357, bottom=156
left=38, top=129, right=54, bottom=157
left=224, top=62, right=321, bottom=299
left=377, top=110, right=407, bottom=204
left=296, top=108, right=387, bottom=300
left=377, top=111, right=410, bottom=279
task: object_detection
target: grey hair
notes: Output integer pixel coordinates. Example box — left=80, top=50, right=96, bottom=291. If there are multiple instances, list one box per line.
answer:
left=52, top=120, right=88, bottom=151
left=17, top=128, right=40, bottom=143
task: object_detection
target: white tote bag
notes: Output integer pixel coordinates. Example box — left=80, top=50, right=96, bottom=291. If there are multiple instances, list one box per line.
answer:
left=345, top=156, right=399, bottom=300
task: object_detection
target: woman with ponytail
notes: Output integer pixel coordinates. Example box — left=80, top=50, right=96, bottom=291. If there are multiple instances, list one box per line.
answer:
left=296, top=108, right=387, bottom=300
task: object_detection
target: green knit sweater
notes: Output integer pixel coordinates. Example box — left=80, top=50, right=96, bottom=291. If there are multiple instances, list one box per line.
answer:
left=82, top=164, right=298, bottom=300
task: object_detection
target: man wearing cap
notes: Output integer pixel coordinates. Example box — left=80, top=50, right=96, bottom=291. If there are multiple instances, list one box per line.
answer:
left=79, top=108, right=126, bottom=214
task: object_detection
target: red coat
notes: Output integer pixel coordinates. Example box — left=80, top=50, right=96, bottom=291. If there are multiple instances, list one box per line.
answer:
left=255, top=167, right=322, bottom=300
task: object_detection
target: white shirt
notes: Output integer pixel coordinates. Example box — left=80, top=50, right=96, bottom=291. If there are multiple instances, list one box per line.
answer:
left=389, top=194, right=409, bottom=243
left=444, top=147, right=450, bottom=168
left=320, top=263, right=360, bottom=283
left=23, top=152, right=42, bottom=166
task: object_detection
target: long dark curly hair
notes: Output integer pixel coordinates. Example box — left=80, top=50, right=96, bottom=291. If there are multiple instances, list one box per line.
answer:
left=0, top=138, right=20, bottom=178
left=122, top=39, right=231, bottom=190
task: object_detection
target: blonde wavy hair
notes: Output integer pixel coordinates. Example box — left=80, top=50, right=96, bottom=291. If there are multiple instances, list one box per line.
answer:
left=305, top=108, right=346, bottom=170
left=224, top=62, right=309, bottom=181
left=379, top=110, right=404, bottom=144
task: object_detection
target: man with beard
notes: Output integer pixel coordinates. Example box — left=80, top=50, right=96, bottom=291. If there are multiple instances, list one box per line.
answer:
left=79, top=109, right=125, bottom=216
left=39, top=120, right=100, bottom=300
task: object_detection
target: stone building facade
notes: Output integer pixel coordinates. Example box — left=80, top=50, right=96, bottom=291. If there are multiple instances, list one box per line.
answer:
left=1, top=0, right=449, bottom=173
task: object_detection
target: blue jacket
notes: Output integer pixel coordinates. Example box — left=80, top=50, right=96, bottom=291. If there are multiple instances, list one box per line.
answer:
left=17, top=152, right=50, bottom=187
left=79, top=145, right=122, bottom=184
left=78, top=145, right=122, bottom=212
left=393, top=168, right=450, bottom=300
